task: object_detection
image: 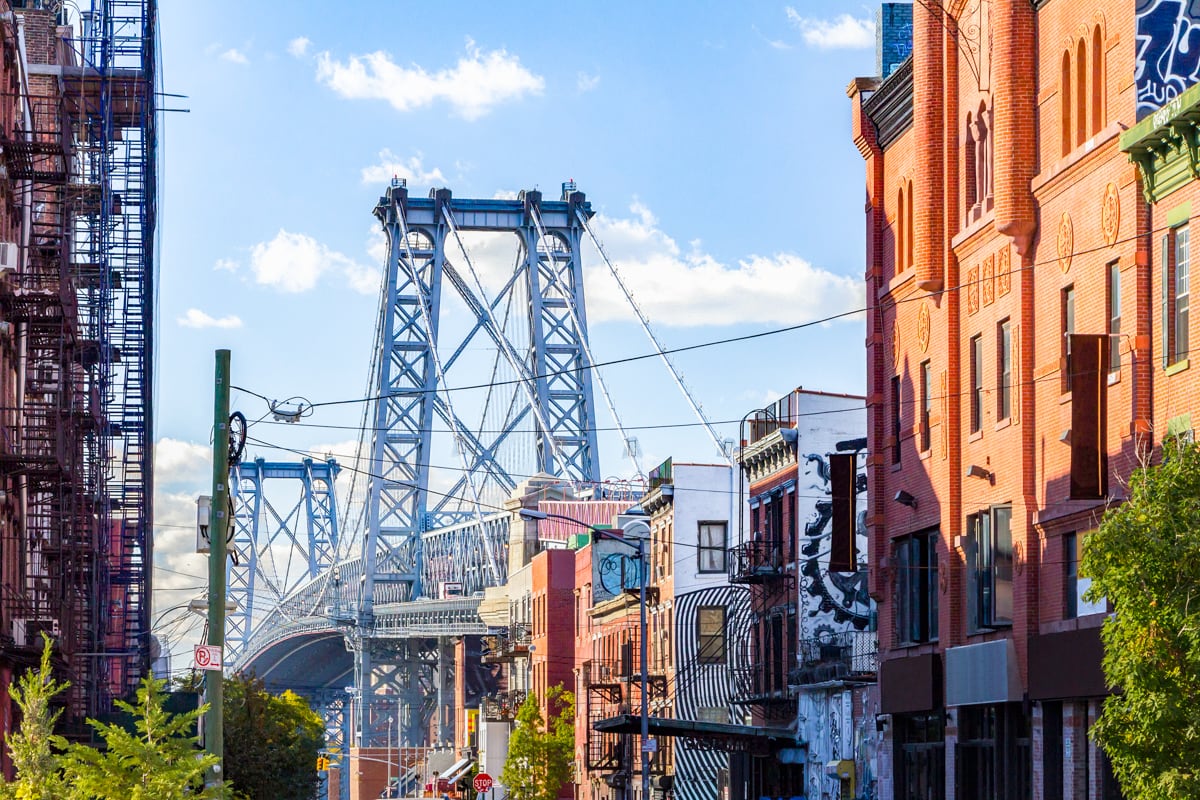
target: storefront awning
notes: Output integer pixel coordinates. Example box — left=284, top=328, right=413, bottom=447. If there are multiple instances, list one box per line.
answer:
left=593, top=714, right=797, bottom=750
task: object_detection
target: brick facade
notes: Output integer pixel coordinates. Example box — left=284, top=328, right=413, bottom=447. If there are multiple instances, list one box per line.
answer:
left=850, top=0, right=1153, bottom=797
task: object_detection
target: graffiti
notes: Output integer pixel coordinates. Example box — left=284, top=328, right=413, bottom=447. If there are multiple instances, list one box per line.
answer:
left=798, top=451, right=872, bottom=631
left=594, top=550, right=643, bottom=602
left=1136, top=0, right=1200, bottom=119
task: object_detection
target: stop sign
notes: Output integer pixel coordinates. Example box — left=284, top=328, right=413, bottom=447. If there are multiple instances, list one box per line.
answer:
left=473, top=773, right=494, bottom=794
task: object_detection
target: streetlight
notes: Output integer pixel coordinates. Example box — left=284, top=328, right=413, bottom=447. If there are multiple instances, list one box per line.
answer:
left=517, top=508, right=652, bottom=800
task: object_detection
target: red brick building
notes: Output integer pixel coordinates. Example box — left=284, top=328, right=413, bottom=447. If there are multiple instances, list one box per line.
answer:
left=846, top=0, right=1177, bottom=796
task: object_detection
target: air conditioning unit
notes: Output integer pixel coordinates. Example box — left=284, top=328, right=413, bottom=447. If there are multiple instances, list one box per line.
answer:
left=12, top=618, right=59, bottom=647
left=0, top=242, right=17, bottom=272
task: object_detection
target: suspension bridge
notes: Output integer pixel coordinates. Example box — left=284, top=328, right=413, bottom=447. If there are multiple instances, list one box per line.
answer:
left=222, top=180, right=729, bottom=797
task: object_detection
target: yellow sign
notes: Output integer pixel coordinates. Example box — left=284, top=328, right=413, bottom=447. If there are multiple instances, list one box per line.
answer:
left=467, top=708, right=478, bottom=734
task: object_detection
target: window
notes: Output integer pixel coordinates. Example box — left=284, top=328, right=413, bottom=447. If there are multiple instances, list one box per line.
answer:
left=1164, top=225, right=1190, bottom=366
left=891, top=374, right=902, bottom=465
left=1061, top=51, right=1072, bottom=157
left=1064, top=531, right=1105, bottom=618
left=1061, top=286, right=1075, bottom=392
left=970, top=335, right=983, bottom=433
left=1108, top=263, right=1121, bottom=372
left=696, top=606, right=726, bottom=664
left=896, top=185, right=906, bottom=272
left=698, top=522, right=727, bottom=573
left=894, top=530, right=939, bottom=645
left=920, top=360, right=932, bottom=452
left=998, top=319, right=1013, bottom=421
left=1076, top=38, right=1087, bottom=147
left=1092, top=26, right=1104, bottom=135
left=967, top=506, right=1013, bottom=630
left=1178, top=228, right=1190, bottom=362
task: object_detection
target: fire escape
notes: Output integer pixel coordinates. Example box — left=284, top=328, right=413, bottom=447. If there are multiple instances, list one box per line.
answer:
left=0, top=0, right=155, bottom=726
left=585, top=616, right=670, bottom=793
left=730, top=408, right=799, bottom=723
left=480, top=623, right=530, bottom=723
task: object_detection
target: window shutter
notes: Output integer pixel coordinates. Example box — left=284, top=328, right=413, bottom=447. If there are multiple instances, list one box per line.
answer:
left=1069, top=333, right=1109, bottom=500
left=829, top=453, right=857, bottom=572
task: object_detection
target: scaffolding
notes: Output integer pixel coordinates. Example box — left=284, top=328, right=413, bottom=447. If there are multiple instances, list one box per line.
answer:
left=0, top=0, right=156, bottom=726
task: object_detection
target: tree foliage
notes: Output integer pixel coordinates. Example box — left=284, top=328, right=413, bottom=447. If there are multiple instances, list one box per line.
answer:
left=1083, top=438, right=1200, bottom=799
left=500, top=686, right=574, bottom=800
left=59, top=677, right=230, bottom=800
left=222, top=673, right=323, bottom=800
left=0, top=635, right=69, bottom=800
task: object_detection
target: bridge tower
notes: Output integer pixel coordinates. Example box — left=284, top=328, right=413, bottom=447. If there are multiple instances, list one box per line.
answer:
left=356, top=181, right=601, bottom=747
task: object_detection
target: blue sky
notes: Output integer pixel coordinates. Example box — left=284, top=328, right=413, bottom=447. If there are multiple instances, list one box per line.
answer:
left=151, top=0, right=889, bottom=658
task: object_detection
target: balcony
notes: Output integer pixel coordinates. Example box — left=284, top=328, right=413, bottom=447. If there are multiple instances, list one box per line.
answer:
left=728, top=539, right=787, bottom=585
left=481, top=623, right=531, bottom=663
left=481, top=689, right=527, bottom=722
left=731, top=663, right=793, bottom=708
left=789, top=630, right=878, bottom=687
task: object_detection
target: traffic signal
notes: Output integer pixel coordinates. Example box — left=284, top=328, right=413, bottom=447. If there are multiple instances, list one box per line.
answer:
left=317, top=756, right=330, bottom=771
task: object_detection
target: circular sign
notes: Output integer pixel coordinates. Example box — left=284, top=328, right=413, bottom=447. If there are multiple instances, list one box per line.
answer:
left=195, top=648, right=212, bottom=668
left=473, top=773, right=494, bottom=794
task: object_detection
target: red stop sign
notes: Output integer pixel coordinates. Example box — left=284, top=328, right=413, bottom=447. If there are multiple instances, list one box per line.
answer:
left=473, top=773, right=494, bottom=794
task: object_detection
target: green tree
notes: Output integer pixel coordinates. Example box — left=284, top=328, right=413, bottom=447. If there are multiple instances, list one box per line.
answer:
left=0, top=635, right=69, bottom=800
left=59, top=676, right=229, bottom=800
left=500, top=686, right=574, bottom=800
left=1082, top=438, right=1200, bottom=799
left=222, top=673, right=323, bottom=800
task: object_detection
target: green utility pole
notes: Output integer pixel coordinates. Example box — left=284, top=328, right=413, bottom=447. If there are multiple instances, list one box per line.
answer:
left=206, top=349, right=231, bottom=788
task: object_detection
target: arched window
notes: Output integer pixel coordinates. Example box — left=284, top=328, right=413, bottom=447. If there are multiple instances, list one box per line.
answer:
left=896, top=186, right=906, bottom=272
left=976, top=100, right=992, bottom=209
left=965, top=112, right=977, bottom=211
left=1061, top=50, right=1072, bottom=157
left=1076, top=38, right=1088, bottom=147
left=1092, top=25, right=1104, bottom=134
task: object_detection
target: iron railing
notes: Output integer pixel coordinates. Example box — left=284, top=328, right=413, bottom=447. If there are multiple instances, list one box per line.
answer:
left=790, top=629, right=878, bottom=686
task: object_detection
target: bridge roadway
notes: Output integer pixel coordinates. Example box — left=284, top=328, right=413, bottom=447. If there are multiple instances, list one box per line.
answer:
left=238, top=594, right=489, bottom=690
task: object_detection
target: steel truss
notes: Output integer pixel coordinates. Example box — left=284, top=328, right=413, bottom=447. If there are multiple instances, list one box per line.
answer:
left=227, top=458, right=341, bottom=665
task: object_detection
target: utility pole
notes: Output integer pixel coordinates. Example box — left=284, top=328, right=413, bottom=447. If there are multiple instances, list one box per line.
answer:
left=206, top=349, right=231, bottom=788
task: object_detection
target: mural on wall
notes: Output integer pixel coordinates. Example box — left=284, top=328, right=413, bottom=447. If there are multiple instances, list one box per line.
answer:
left=592, top=540, right=644, bottom=603
left=798, top=445, right=872, bottom=635
left=672, top=585, right=753, bottom=800
left=1136, top=0, right=1200, bottom=119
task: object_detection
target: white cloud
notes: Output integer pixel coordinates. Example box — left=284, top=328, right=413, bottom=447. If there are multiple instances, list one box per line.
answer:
left=177, top=308, right=243, bottom=329
left=214, top=258, right=238, bottom=273
left=491, top=189, right=520, bottom=200
left=315, top=38, right=544, bottom=120
left=220, top=48, right=249, bottom=64
left=287, top=36, right=311, bottom=57
left=249, top=229, right=377, bottom=295
left=360, top=149, right=447, bottom=187
left=580, top=201, right=863, bottom=326
left=784, top=9, right=875, bottom=49
left=577, top=72, right=601, bottom=93
left=156, top=438, right=212, bottom=488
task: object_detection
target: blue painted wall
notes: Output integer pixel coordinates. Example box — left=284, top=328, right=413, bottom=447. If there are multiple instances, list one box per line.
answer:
left=1137, top=0, right=1200, bottom=118
left=877, top=3, right=914, bottom=79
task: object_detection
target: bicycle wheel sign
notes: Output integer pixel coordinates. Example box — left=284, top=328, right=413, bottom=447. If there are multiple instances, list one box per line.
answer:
left=194, top=644, right=224, bottom=671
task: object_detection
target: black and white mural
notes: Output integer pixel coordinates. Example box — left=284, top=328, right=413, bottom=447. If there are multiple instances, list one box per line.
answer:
left=672, top=584, right=753, bottom=800
left=795, top=441, right=878, bottom=800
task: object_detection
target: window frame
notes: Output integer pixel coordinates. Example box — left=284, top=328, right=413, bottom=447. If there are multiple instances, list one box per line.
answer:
left=891, top=374, right=902, bottom=465
left=696, top=605, right=727, bottom=664
left=1108, top=262, right=1121, bottom=373
left=920, top=360, right=932, bottom=453
left=1061, top=286, right=1075, bottom=393
left=697, top=521, right=727, bottom=573
left=1165, top=224, right=1191, bottom=367
left=998, top=319, right=1013, bottom=421
left=966, top=505, right=1014, bottom=631
left=970, top=334, right=983, bottom=433
left=893, top=529, right=939, bottom=646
